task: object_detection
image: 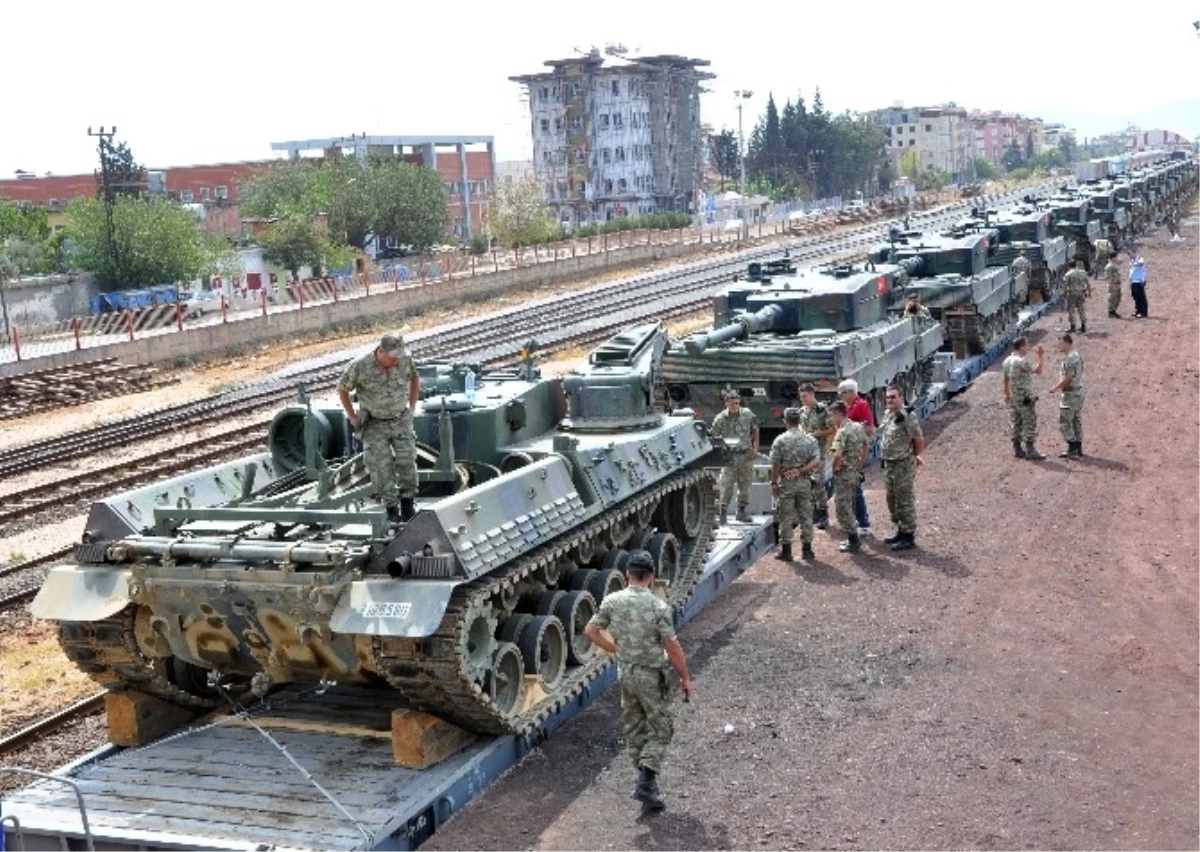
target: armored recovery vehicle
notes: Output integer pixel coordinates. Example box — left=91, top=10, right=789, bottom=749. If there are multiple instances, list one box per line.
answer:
left=657, top=255, right=945, bottom=432
left=32, top=323, right=720, bottom=735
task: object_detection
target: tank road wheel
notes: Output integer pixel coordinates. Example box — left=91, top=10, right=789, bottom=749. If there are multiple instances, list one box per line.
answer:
left=600, top=548, right=630, bottom=575
left=498, top=614, right=532, bottom=645
left=588, top=568, right=627, bottom=604
left=661, top=481, right=705, bottom=540
left=518, top=615, right=567, bottom=689
left=485, top=642, right=525, bottom=715
left=462, top=602, right=499, bottom=689
left=535, top=590, right=566, bottom=616
left=644, top=533, right=681, bottom=590
left=554, top=591, right=597, bottom=665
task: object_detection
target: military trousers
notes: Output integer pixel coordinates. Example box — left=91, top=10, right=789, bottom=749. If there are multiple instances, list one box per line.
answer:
left=719, top=455, right=755, bottom=516
left=1009, top=398, right=1038, bottom=443
left=1092, top=252, right=1110, bottom=278
left=776, top=479, right=813, bottom=544
left=811, top=462, right=829, bottom=519
left=619, top=665, right=675, bottom=773
left=363, top=411, right=418, bottom=506
left=1059, top=390, right=1084, bottom=443
left=832, top=472, right=859, bottom=538
left=1107, top=283, right=1121, bottom=314
left=883, top=456, right=917, bottom=535
left=1066, top=294, right=1087, bottom=329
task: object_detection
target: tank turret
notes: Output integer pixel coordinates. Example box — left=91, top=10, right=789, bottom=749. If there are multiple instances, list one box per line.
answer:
left=33, top=323, right=721, bottom=736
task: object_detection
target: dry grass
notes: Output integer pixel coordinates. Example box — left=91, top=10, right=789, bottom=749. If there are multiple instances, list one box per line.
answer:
left=0, top=621, right=97, bottom=730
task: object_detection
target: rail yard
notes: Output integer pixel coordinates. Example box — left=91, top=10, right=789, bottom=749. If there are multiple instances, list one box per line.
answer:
left=1, top=155, right=1196, bottom=852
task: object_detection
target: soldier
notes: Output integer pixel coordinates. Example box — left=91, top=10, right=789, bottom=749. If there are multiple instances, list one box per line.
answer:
left=1062, top=260, right=1091, bottom=334
left=769, top=407, right=821, bottom=561
left=879, top=385, right=925, bottom=552
left=1166, top=205, right=1180, bottom=240
left=1105, top=254, right=1123, bottom=318
left=1049, top=333, right=1085, bottom=459
left=584, top=550, right=693, bottom=812
left=904, top=292, right=932, bottom=319
left=1092, top=236, right=1113, bottom=279
left=1011, top=250, right=1032, bottom=289
left=337, top=332, right=421, bottom=523
left=796, top=383, right=835, bottom=529
left=837, top=379, right=876, bottom=536
left=1001, top=337, right=1047, bottom=461
left=709, top=390, right=760, bottom=524
left=828, top=401, right=870, bottom=553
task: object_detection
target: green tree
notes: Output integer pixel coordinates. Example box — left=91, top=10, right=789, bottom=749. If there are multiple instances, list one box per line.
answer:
left=1002, top=141, right=1025, bottom=172
left=972, top=157, right=998, bottom=180
left=369, top=159, right=450, bottom=252
left=899, top=149, right=921, bottom=180
left=0, top=202, right=55, bottom=273
left=917, top=169, right=950, bottom=191
left=485, top=175, right=561, bottom=247
left=709, top=130, right=740, bottom=191
left=97, top=138, right=147, bottom=199
left=65, top=196, right=234, bottom=290
left=1058, top=134, right=1078, bottom=163
left=258, top=215, right=332, bottom=280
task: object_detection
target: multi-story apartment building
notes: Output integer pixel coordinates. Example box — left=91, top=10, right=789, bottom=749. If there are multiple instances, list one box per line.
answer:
left=510, top=49, right=714, bottom=228
left=868, top=103, right=972, bottom=182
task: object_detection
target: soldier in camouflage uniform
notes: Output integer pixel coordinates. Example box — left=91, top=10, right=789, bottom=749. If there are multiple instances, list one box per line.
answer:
left=1166, top=205, right=1180, bottom=240
left=337, top=332, right=421, bottom=523
left=1049, top=333, right=1085, bottom=460
left=1091, top=237, right=1113, bottom=279
left=904, top=292, right=932, bottom=319
left=769, top=408, right=821, bottom=561
left=1105, top=254, right=1123, bottom=318
left=828, top=401, right=869, bottom=553
left=584, top=550, right=693, bottom=812
left=1001, top=337, right=1046, bottom=461
left=797, top=383, right=835, bottom=529
left=1062, top=260, right=1091, bottom=334
left=880, top=385, right=925, bottom=552
left=709, top=390, right=760, bottom=524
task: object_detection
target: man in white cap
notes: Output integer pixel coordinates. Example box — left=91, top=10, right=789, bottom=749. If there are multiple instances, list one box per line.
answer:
left=837, top=379, right=876, bottom=536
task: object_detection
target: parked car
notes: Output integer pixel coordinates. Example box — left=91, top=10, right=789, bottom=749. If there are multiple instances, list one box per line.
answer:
left=181, top=290, right=221, bottom=319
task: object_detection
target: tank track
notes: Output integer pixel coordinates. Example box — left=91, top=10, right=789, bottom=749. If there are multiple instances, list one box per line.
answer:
left=57, top=611, right=221, bottom=710
left=371, top=469, right=717, bottom=735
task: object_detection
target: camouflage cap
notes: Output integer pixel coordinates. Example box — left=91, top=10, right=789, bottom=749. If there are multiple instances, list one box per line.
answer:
left=723, top=389, right=741, bottom=401
left=379, top=332, right=405, bottom=357
left=783, top=407, right=803, bottom=423
left=626, top=550, right=656, bottom=574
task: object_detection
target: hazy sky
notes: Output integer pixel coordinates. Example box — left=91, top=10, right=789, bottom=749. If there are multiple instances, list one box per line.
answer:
left=4, top=0, right=1197, bottom=178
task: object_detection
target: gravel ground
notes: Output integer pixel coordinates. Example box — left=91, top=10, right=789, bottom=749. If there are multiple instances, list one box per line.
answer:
left=423, top=216, right=1199, bottom=850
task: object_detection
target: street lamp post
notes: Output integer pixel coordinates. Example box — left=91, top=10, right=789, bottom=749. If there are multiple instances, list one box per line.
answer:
left=734, top=90, right=753, bottom=240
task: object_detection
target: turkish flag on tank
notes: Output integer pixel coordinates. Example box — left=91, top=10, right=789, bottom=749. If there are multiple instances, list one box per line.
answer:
left=877, top=275, right=887, bottom=295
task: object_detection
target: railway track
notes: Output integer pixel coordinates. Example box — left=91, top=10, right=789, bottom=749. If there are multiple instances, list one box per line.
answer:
left=0, top=358, right=177, bottom=421
left=0, top=692, right=107, bottom=758
left=0, top=547, right=73, bottom=612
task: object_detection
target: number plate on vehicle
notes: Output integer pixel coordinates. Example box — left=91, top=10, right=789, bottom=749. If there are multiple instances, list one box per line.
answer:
left=361, top=602, right=413, bottom=619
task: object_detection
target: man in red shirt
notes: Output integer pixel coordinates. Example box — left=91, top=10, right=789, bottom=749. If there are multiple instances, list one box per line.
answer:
left=838, top=379, right=875, bottom=535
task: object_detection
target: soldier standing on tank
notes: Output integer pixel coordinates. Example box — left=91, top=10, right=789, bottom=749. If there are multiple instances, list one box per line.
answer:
left=904, top=292, right=932, bottom=319
left=880, top=385, right=925, bottom=552
left=1011, top=249, right=1032, bottom=296
left=1001, top=337, right=1046, bottom=461
left=1092, top=236, right=1113, bottom=279
left=796, top=383, right=834, bottom=529
left=710, top=390, right=759, bottom=524
left=1062, top=260, right=1091, bottom=334
left=828, top=401, right=870, bottom=553
left=337, top=332, right=421, bottom=523
left=1105, top=254, right=1124, bottom=318
left=1049, top=333, right=1085, bottom=460
left=769, top=408, right=821, bottom=562
left=584, top=550, right=693, bottom=813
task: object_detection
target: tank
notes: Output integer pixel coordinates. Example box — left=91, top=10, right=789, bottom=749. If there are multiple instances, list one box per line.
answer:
left=657, top=252, right=945, bottom=433
left=870, top=226, right=1023, bottom=357
left=953, top=203, right=1069, bottom=299
left=32, top=322, right=722, bottom=735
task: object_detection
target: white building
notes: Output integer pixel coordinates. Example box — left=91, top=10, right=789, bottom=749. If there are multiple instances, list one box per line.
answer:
left=510, top=49, right=713, bottom=227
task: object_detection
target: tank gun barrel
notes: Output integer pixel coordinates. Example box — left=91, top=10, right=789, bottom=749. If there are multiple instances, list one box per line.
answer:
left=684, top=304, right=783, bottom=354
left=897, top=255, right=924, bottom=276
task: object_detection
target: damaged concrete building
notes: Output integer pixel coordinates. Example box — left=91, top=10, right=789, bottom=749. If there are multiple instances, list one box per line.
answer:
left=510, top=49, right=713, bottom=228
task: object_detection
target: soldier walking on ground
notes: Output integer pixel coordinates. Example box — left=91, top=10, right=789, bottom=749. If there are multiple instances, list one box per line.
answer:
left=770, top=408, right=821, bottom=562
left=837, top=379, right=876, bottom=536
left=1129, top=255, right=1149, bottom=318
left=710, top=390, right=760, bottom=524
left=880, top=385, right=925, bottom=552
left=828, top=401, right=870, bottom=553
left=337, top=332, right=421, bottom=523
left=1049, top=333, right=1085, bottom=460
left=584, top=551, right=693, bottom=813
left=1105, top=254, right=1123, bottom=318
left=796, top=383, right=835, bottom=529
left=1002, top=337, right=1047, bottom=461
left=1062, top=260, right=1091, bottom=334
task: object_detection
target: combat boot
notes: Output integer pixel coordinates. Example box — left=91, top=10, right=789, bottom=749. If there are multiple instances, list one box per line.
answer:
left=838, top=534, right=861, bottom=553
left=1059, top=442, right=1080, bottom=459
left=778, top=543, right=793, bottom=562
left=1068, top=441, right=1082, bottom=459
left=386, top=505, right=401, bottom=524
left=883, top=531, right=903, bottom=545
left=1012, top=438, right=1026, bottom=459
left=735, top=506, right=753, bottom=523
left=801, top=542, right=815, bottom=560
left=634, top=767, right=665, bottom=811
left=1024, top=442, right=1046, bottom=461
left=1080, top=322, right=1087, bottom=334
left=815, top=511, right=828, bottom=531
left=400, top=497, right=416, bottom=522
left=1075, top=439, right=1084, bottom=458
left=889, top=532, right=915, bottom=552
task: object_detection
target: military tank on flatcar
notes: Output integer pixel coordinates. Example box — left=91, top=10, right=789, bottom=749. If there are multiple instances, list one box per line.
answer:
left=32, top=323, right=721, bottom=736
left=1076, top=181, right=1131, bottom=250
left=657, top=254, right=945, bottom=434
left=1044, top=191, right=1100, bottom=272
left=953, top=202, right=1069, bottom=303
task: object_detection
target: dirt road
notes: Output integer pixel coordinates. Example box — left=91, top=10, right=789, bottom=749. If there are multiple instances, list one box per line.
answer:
left=423, top=222, right=1199, bottom=850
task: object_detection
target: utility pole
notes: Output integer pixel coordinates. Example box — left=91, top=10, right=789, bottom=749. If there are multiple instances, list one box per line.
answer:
left=734, top=90, right=753, bottom=240
left=88, top=126, right=120, bottom=278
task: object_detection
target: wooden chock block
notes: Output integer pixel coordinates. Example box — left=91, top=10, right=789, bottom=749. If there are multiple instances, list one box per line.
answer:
left=105, top=690, right=198, bottom=747
left=519, top=675, right=548, bottom=715
left=391, top=709, right=476, bottom=770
